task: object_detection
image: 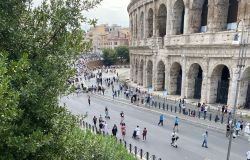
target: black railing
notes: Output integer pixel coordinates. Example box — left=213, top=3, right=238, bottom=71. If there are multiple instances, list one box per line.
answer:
left=79, top=119, right=162, bottom=160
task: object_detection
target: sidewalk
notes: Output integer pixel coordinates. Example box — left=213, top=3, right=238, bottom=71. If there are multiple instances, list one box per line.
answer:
left=118, top=69, right=250, bottom=118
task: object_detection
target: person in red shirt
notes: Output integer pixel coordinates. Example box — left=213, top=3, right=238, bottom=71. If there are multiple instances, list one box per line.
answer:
left=142, top=128, right=147, bottom=141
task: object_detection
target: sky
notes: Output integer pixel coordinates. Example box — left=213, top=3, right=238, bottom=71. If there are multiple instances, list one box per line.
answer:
left=33, top=0, right=130, bottom=31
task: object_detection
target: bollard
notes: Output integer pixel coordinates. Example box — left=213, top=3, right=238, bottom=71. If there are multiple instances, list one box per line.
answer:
left=119, top=139, right=122, bottom=144
left=163, top=103, right=165, bottom=110
left=198, top=111, right=201, bottom=119
left=155, top=102, right=157, bottom=108
left=175, top=106, right=177, bottom=113
left=146, top=152, right=149, bottom=160
left=221, top=115, right=224, bottom=124
left=140, top=149, right=143, bottom=159
left=124, top=141, right=127, bottom=148
left=209, top=114, right=212, bottom=121
left=134, top=146, right=137, bottom=156
left=85, top=122, right=88, bottom=128
left=89, top=124, right=91, bottom=129
left=159, top=102, right=161, bottom=109
left=188, top=109, right=191, bottom=116
left=152, top=155, right=156, bottom=160
left=167, top=104, right=169, bottom=111
left=129, top=144, right=132, bottom=153
left=179, top=106, right=181, bottom=113
left=171, top=105, right=173, bottom=112
left=92, top=126, right=95, bottom=132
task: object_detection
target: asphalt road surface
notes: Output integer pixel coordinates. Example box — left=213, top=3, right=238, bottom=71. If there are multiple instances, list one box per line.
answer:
left=61, top=93, right=249, bottom=160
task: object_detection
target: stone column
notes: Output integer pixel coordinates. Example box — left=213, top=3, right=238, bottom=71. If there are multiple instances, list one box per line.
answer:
left=181, top=55, right=186, bottom=98
left=183, top=8, right=190, bottom=34
left=152, top=54, right=157, bottom=91
left=207, top=0, right=229, bottom=32
left=143, top=5, right=147, bottom=40
left=143, top=58, right=147, bottom=87
left=200, top=73, right=208, bottom=103
left=130, top=55, right=133, bottom=82
left=227, top=68, right=239, bottom=108
left=153, top=0, right=156, bottom=36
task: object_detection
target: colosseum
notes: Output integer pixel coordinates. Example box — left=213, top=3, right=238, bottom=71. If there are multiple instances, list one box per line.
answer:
left=127, top=0, right=250, bottom=108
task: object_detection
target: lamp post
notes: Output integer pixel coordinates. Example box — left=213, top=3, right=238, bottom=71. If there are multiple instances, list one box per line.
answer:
left=226, top=19, right=250, bottom=160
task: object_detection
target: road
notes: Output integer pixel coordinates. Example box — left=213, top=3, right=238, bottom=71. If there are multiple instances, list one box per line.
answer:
left=61, top=93, right=249, bottom=160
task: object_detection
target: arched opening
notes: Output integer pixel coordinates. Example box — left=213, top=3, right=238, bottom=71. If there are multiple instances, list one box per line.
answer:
left=209, top=65, right=230, bottom=104
left=148, top=9, right=154, bottom=38
left=146, top=60, right=153, bottom=88
left=158, top=4, right=167, bottom=37
left=170, top=62, right=182, bottom=95
left=239, top=67, right=250, bottom=109
left=200, top=0, right=208, bottom=32
left=140, top=12, right=144, bottom=39
left=156, top=61, right=165, bottom=91
left=173, top=0, right=185, bottom=35
left=139, top=60, right=144, bottom=86
left=187, top=64, right=203, bottom=99
left=227, top=0, right=238, bottom=30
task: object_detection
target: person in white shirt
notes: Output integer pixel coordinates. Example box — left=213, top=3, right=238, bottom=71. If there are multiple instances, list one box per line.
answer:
left=246, top=150, right=250, bottom=160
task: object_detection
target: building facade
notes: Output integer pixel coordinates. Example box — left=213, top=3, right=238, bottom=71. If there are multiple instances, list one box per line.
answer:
left=86, top=24, right=130, bottom=53
left=128, top=0, right=250, bottom=108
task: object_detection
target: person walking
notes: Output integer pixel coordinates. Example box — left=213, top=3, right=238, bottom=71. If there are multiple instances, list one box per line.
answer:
left=93, top=116, right=97, bottom=128
left=121, top=123, right=126, bottom=140
left=112, top=124, right=118, bottom=137
left=120, top=111, right=125, bottom=124
left=173, top=117, right=180, bottom=132
left=103, top=121, right=108, bottom=135
left=88, top=95, right=91, bottom=106
left=246, top=150, right=250, bottom=160
left=142, top=128, right=147, bottom=141
left=202, top=131, right=208, bottom=148
left=158, top=114, right=165, bottom=126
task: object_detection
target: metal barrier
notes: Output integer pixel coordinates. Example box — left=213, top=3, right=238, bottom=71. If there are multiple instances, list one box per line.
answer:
left=79, top=119, right=162, bottom=160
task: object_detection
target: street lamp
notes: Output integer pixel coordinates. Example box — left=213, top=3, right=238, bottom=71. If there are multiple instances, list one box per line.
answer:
left=226, top=19, right=250, bottom=160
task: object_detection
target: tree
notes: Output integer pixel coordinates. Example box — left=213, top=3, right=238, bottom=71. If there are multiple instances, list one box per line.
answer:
left=102, top=48, right=118, bottom=66
left=0, top=0, right=135, bottom=159
left=115, top=46, right=130, bottom=63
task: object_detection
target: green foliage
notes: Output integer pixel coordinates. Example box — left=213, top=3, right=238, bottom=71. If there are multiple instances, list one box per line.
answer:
left=102, top=48, right=118, bottom=66
left=115, top=46, right=130, bottom=63
left=0, top=0, right=135, bottom=159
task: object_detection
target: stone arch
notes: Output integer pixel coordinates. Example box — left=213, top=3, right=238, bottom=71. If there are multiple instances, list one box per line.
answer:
left=239, top=67, right=250, bottom=109
left=200, top=0, right=208, bottom=32
left=172, top=0, right=185, bottom=35
left=146, top=60, right=153, bottom=88
left=157, top=4, right=167, bottom=37
left=148, top=8, right=154, bottom=38
left=138, top=59, right=144, bottom=86
left=140, top=12, right=144, bottom=39
left=170, top=62, right=182, bottom=95
left=227, top=0, right=238, bottom=24
left=156, top=60, right=165, bottom=91
left=209, top=65, right=230, bottom=104
left=187, top=63, right=203, bottom=99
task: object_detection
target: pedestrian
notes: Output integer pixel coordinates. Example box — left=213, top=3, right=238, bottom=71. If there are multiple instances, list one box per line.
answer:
left=133, top=126, right=140, bottom=139
left=93, top=116, right=97, bottom=128
left=247, top=150, right=250, bottom=160
left=235, top=120, right=241, bottom=136
left=142, top=128, right=147, bottom=141
left=204, top=105, right=208, bottom=119
left=202, top=131, right=208, bottom=148
left=158, top=114, right=165, bottom=126
left=121, top=123, right=126, bottom=140
left=173, top=117, right=180, bottom=132
left=103, top=121, right=108, bottom=135
left=99, top=121, right=104, bottom=134
left=112, top=124, right=118, bottom=137
left=88, top=95, right=91, bottom=106
left=120, top=111, right=125, bottom=124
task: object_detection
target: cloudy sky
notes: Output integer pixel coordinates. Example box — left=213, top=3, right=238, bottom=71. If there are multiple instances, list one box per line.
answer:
left=33, top=0, right=130, bottom=31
